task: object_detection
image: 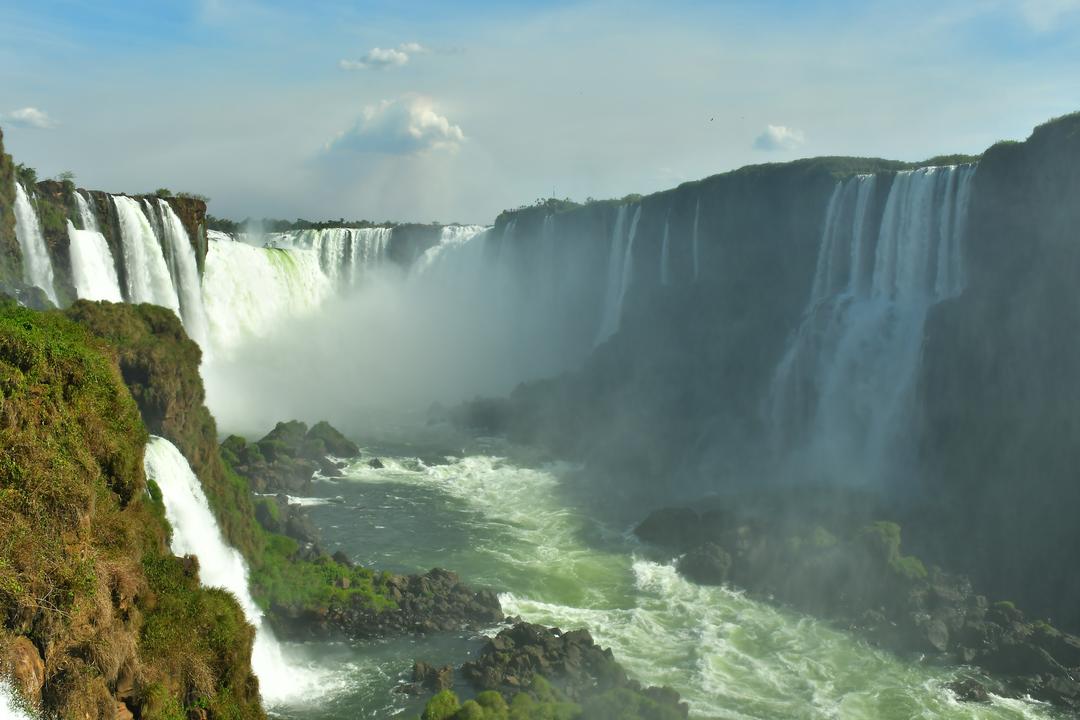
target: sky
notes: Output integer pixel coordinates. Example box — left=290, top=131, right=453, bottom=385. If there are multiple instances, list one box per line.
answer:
left=1, top=0, right=1079, bottom=224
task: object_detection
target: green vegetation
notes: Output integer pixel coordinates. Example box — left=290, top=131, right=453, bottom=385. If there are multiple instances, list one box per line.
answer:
left=240, top=463, right=396, bottom=612
left=417, top=677, right=683, bottom=720
left=857, top=521, right=928, bottom=581
left=154, top=188, right=173, bottom=198
left=57, top=170, right=76, bottom=194
left=0, top=301, right=262, bottom=718
left=14, top=162, right=36, bottom=187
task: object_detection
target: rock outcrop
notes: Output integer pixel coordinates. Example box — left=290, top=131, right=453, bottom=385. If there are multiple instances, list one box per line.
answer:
left=414, top=621, right=688, bottom=720
left=272, top=568, right=502, bottom=641
left=220, top=419, right=357, bottom=496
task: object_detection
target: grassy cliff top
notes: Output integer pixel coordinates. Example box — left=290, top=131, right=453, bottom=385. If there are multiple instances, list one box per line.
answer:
left=0, top=301, right=263, bottom=719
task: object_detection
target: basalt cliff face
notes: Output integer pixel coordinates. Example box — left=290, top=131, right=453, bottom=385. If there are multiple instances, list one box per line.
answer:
left=916, top=114, right=1080, bottom=630
left=456, top=114, right=1080, bottom=636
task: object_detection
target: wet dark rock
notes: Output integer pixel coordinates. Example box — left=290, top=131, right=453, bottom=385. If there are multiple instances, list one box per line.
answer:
left=368, top=458, right=385, bottom=469
left=331, top=550, right=354, bottom=567
left=276, top=568, right=503, bottom=641
left=0, top=281, right=55, bottom=311
left=460, top=622, right=688, bottom=716
left=318, top=457, right=344, bottom=478
left=948, top=678, right=990, bottom=703
left=307, top=421, right=360, bottom=457
left=677, top=543, right=731, bottom=586
left=253, top=494, right=322, bottom=547
left=413, top=661, right=454, bottom=692
left=634, top=508, right=702, bottom=549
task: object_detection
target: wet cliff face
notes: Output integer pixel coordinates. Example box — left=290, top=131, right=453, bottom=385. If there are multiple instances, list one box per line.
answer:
left=917, top=113, right=1080, bottom=630
left=474, top=158, right=901, bottom=493
left=0, top=130, right=19, bottom=286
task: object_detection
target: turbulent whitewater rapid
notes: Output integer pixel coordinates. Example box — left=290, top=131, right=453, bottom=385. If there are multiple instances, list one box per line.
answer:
left=264, top=448, right=1061, bottom=720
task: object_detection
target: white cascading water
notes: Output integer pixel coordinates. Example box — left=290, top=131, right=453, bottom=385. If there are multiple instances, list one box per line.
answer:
left=595, top=204, right=642, bottom=346
left=201, top=233, right=333, bottom=358
left=412, top=225, right=490, bottom=279
left=74, top=191, right=99, bottom=232
left=111, top=196, right=181, bottom=312
left=12, top=183, right=58, bottom=304
left=66, top=221, right=123, bottom=302
left=291, top=228, right=393, bottom=290
left=0, top=679, right=35, bottom=720
left=153, top=200, right=211, bottom=349
left=769, top=165, right=977, bottom=484
left=66, top=192, right=123, bottom=302
left=143, top=436, right=330, bottom=707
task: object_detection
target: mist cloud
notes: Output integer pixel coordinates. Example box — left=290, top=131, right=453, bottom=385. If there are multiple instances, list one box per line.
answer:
left=327, top=96, right=464, bottom=155
left=753, top=125, right=805, bottom=151
left=2, top=107, right=56, bottom=129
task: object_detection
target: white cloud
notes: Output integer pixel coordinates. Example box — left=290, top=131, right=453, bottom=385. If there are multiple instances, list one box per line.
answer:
left=753, top=124, right=805, bottom=151
left=1018, top=0, right=1080, bottom=30
left=327, top=95, right=464, bottom=155
left=2, top=107, right=56, bottom=129
left=340, top=42, right=428, bottom=70
left=398, top=42, right=429, bottom=55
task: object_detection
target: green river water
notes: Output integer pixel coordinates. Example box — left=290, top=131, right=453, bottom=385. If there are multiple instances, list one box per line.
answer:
left=266, top=448, right=1061, bottom=720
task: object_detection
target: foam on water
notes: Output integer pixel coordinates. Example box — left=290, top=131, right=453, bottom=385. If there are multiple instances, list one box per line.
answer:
left=334, top=453, right=1058, bottom=720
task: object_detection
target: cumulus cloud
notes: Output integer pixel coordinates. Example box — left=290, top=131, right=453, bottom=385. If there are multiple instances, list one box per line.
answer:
left=339, top=42, right=428, bottom=70
left=753, top=124, right=805, bottom=151
left=2, top=107, right=56, bottom=129
left=327, top=95, right=464, bottom=155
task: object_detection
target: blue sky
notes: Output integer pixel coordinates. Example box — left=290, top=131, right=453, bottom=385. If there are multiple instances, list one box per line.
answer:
left=1, top=0, right=1079, bottom=222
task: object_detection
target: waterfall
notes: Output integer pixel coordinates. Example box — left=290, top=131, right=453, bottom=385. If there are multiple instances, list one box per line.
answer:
left=291, top=228, right=393, bottom=289
left=75, top=192, right=100, bottom=232
left=66, top=221, right=123, bottom=302
left=111, top=196, right=181, bottom=312
left=595, top=204, right=644, bottom=346
left=201, top=234, right=333, bottom=357
left=12, top=183, right=58, bottom=304
left=769, top=164, right=976, bottom=485
left=0, top=680, right=34, bottom=720
left=154, top=200, right=210, bottom=349
left=413, top=225, right=489, bottom=277
left=143, top=436, right=326, bottom=707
